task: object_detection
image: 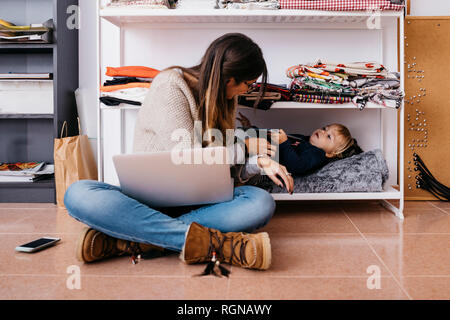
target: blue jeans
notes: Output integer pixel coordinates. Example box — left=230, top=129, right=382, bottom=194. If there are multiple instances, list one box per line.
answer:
left=64, top=180, right=275, bottom=252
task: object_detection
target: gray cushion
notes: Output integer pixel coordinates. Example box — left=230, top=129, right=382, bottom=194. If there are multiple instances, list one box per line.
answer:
left=251, top=149, right=389, bottom=193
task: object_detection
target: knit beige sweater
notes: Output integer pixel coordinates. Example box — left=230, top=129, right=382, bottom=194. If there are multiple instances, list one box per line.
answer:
left=133, top=69, right=199, bottom=153
left=133, top=69, right=258, bottom=183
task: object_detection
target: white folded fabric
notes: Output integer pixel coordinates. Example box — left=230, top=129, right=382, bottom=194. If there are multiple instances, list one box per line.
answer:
left=107, top=0, right=171, bottom=8
left=176, top=0, right=218, bottom=9
left=101, top=87, right=150, bottom=104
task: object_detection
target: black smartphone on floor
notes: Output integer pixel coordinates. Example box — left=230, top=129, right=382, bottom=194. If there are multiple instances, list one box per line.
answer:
left=15, top=237, right=61, bottom=253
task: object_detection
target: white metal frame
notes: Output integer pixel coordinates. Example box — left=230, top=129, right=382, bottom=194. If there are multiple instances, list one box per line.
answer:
left=96, top=5, right=405, bottom=219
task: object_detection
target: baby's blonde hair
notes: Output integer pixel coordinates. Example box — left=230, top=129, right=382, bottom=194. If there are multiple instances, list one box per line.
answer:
left=330, top=124, right=363, bottom=159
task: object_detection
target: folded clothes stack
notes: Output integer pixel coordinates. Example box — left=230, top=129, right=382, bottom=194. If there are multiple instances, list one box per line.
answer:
left=217, top=0, right=280, bottom=10
left=100, top=66, right=160, bottom=107
left=279, top=0, right=404, bottom=11
left=106, top=0, right=178, bottom=9
left=176, top=0, right=218, bottom=9
left=105, top=0, right=404, bottom=11
left=291, top=93, right=353, bottom=104
left=238, top=83, right=291, bottom=110
left=286, top=60, right=404, bottom=109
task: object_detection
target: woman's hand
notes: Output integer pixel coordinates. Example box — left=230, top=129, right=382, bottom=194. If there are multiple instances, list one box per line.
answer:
left=245, top=137, right=277, bottom=157
left=269, top=129, right=288, bottom=144
left=257, top=156, right=294, bottom=194
left=236, top=112, right=252, bottom=128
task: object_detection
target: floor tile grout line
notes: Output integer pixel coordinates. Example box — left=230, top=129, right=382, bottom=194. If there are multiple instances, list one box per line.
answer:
left=0, top=273, right=410, bottom=279
left=361, top=232, right=450, bottom=235
left=427, top=201, right=450, bottom=216
left=0, top=232, right=371, bottom=236
left=215, top=275, right=396, bottom=279
left=263, top=232, right=371, bottom=236
left=0, top=273, right=220, bottom=279
left=0, top=209, right=59, bottom=211
left=402, top=275, right=450, bottom=278
left=341, top=208, right=414, bottom=300
left=2, top=232, right=450, bottom=236
left=338, top=206, right=365, bottom=235
left=0, top=206, right=57, bottom=209
left=228, top=274, right=450, bottom=278
left=2, top=273, right=449, bottom=278
left=269, top=231, right=450, bottom=236
left=0, top=233, right=82, bottom=235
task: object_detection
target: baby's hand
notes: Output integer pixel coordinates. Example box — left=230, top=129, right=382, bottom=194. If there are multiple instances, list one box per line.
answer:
left=270, top=129, right=288, bottom=144
left=237, top=112, right=252, bottom=128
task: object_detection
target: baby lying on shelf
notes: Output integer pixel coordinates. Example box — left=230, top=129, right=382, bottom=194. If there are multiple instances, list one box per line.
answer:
left=236, top=112, right=363, bottom=176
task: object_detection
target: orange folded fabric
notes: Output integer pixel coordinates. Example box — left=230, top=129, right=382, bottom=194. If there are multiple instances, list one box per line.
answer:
left=100, top=82, right=151, bottom=92
left=106, top=66, right=160, bottom=79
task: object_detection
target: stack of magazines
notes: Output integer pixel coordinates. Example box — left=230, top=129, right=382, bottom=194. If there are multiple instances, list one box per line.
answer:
left=0, top=18, right=54, bottom=44
left=0, top=162, right=54, bottom=183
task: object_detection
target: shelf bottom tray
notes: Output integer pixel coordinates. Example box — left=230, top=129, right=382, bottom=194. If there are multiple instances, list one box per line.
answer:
left=0, top=178, right=55, bottom=203
left=270, top=186, right=401, bottom=201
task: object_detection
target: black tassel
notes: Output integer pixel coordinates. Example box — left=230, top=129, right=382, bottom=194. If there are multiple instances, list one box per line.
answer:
left=198, top=260, right=216, bottom=276
left=130, top=254, right=141, bottom=265
left=196, top=251, right=230, bottom=277
left=218, top=262, right=230, bottom=277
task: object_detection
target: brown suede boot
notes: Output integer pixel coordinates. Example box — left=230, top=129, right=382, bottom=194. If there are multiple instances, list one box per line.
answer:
left=180, top=222, right=271, bottom=270
left=76, top=227, right=165, bottom=263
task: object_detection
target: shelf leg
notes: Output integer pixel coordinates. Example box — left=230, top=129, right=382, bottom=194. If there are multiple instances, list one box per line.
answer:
left=379, top=199, right=404, bottom=220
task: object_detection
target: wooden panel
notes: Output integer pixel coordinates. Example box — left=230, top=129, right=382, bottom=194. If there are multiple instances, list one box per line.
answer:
left=404, top=17, right=450, bottom=200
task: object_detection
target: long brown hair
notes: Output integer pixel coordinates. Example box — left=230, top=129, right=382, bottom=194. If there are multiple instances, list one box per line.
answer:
left=166, top=33, right=268, bottom=145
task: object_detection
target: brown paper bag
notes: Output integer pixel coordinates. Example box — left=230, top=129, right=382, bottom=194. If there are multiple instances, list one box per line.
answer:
left=54, top=119, right=98, bottom=208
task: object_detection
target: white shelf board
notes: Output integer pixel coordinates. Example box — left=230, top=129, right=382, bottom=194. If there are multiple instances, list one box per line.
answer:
left=0, top=79, right=53, bottom=82
left=240, top=101, right=393, bottom=109
left=100, top=101, right=391, bottom=111
left=100, top=104, right=140, bottom=110
left=271, top=186, right=401, bottom=201
left=100, top=8, right=402, bottom=26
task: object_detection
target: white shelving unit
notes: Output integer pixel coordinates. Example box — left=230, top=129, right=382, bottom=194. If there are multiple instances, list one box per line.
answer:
left=94, top=2, right=405, bottom=218
left=99, top=7, right=402, bottom=25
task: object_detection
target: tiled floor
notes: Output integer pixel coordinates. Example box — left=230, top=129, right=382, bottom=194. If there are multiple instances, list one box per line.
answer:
left=1, top=200, right=449, bottom=300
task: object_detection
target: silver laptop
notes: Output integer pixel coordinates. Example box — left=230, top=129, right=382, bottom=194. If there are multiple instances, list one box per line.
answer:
left=112, top=147, right=234, bottom=207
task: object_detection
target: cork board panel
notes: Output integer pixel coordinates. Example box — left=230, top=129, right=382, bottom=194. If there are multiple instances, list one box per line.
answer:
left=404, top=17, right=450, bottom=200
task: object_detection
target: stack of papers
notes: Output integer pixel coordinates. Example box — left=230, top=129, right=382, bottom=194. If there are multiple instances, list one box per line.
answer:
left=0, top=19, right=54, bottom=44
left=0, top=162, right=55, bottom=182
